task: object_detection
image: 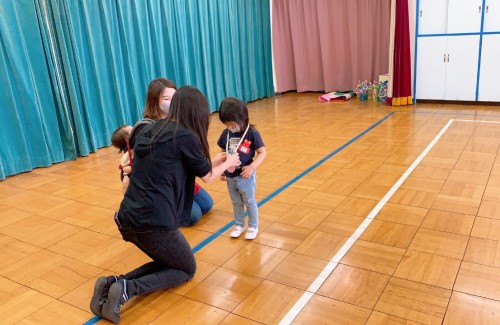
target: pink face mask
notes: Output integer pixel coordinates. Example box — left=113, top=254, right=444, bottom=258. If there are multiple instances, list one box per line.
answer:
left=160, top=101, right=170, bottom=115
left=228, top=125, right=240, bottom=133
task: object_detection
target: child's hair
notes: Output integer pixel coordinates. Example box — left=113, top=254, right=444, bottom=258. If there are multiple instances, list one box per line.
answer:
left=111, top=125, right=130, bottom=153
left=218, top=97, right=252, bottom=131
left=143, top=78, right=177, bottom=120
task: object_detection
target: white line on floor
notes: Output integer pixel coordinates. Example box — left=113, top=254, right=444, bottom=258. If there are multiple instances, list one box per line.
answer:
left=454, top=119, right=500, bottom=124
left=278, top=119, right=455, bottom=325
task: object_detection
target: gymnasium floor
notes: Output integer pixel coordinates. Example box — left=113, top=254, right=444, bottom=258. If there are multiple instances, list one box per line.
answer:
left=1, top=92, right=500, bottom=324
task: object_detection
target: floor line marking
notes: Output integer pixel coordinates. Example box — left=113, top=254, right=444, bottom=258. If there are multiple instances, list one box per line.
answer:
left=82, top=316, right=100, bottom=325
left=278, top=119, right=455, bottom=325
left=396, top=110, right=500, bottom=118
left=454, top=119, right=500, bottom=124
left=192, top=111, right=396, bottom=253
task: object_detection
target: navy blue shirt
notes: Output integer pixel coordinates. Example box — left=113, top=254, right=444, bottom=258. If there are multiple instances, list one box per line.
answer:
left=217, top=127, right=265, bottom=178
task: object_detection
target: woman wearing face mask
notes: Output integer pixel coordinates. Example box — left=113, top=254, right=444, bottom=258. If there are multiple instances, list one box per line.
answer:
left=142, top=78, right=177, bottom=120
left=126, top=78, right=214, bottom=226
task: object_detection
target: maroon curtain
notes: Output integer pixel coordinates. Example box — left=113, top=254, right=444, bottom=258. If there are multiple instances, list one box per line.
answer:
left=272, top=0, right=391, bottom=93
left=388, top=0, right=412, bottom=105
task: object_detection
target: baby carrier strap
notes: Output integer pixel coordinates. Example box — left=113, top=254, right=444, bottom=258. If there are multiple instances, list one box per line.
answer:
left=129, top=118, right=155, bottom=147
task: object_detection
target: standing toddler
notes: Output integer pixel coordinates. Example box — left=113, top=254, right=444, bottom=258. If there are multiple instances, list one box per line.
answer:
left=217, top=97, right=266, bottom=240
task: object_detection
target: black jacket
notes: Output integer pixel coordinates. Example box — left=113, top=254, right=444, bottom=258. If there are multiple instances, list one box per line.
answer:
left=118, top=121, right=210, bottom=229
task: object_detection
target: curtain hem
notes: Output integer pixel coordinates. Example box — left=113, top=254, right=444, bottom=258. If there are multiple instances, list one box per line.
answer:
left=387, top=96, right=413, bottom=106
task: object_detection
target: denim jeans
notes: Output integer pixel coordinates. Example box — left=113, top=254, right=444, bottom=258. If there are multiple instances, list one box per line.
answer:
left=226, top=172, right=258, bottom=228
left=190, top=188, right=213, bottom=225
left=115, top=215, right=196, bottom=298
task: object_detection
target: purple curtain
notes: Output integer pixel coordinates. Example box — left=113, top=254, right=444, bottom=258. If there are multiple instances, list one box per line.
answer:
left=272, top=0, right=391, bottom=93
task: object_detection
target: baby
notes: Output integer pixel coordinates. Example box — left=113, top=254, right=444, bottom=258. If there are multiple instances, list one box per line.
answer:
left=111, top=125, right=133, bottom=194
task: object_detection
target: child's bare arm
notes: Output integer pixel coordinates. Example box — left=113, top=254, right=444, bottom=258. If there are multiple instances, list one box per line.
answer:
left=241, top=146, right=266, bottom=178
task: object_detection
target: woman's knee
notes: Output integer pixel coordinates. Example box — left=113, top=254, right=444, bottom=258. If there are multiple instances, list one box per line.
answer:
left=189, top=202, right=203, bottom=225
left=186, top=257, right=197, bottom=279
left=202, top=194, right=214, bottom=212
left=188, top=265, right=196, bottom=279
left=194, top=189, right=213, bottom=213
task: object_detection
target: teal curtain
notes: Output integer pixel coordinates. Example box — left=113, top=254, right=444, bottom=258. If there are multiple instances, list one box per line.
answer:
left=0, top=0, right=274, bottom=180
left=0, top=0, right=70, bottom=180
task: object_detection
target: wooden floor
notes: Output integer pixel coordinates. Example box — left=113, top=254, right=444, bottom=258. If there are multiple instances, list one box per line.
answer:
left=1, top=92, right=500, bottom=324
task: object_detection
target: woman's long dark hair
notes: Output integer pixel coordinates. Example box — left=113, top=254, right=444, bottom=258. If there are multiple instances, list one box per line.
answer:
left=163, top=85, right=212, bottom=170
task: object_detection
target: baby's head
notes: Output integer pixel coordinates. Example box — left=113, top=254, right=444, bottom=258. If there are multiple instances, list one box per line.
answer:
left=111, top=125, right=133, bottom=153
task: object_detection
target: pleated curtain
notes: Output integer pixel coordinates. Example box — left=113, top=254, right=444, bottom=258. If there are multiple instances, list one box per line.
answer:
left=0, top=0, right=274, bottom=179
left=387, top=0, right=415, bottom=106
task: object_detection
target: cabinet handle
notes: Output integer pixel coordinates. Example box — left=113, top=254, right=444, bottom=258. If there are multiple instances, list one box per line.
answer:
left=447, top=54, right=450, bottom=62
left=479, top=5, right=481, bottom=13
left=486, top=5, right=489, bottom=13
left=420, top=9, right=422, bottom=17
left=444, top=53, right=446, bottom=62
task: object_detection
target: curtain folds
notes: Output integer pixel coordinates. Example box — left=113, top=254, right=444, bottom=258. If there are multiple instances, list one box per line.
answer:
left=272, top=0, right=391, bottom=93
left=0, top=0, right=274, bottom=180
left=0, top=0, right=68, bottom=180
left=387, top=0, right=413, bottom=106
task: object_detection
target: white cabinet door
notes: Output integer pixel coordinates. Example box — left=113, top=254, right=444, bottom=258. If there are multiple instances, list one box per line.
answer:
left=415, top=0, right=495, bottom=102
left=447, top=0, right=483, bottom=33
left=418, top=0, right=448, bottom=34
left=478, top=35, right=500, bottom=101
left=416, top=37, right=448, bottom=99
left=444, top=36, right=480, bottom=100
left=484, top=0, right=500, bottom=32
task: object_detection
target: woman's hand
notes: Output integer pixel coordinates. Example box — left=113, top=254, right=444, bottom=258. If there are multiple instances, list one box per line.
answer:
left=225, top=153, right=241, bottom=168
left=212, top=152, right=227, bottom=166
left=201, top=153, right=240, bottom=184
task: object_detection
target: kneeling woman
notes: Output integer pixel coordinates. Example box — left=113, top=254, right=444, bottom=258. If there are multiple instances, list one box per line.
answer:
left=90, top=86, right=240, bottom=323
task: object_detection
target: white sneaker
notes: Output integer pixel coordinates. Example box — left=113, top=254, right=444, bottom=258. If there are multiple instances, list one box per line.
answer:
left=245, top=227, right=258, bottom=240
left=230, top=226, right=246, bottom=238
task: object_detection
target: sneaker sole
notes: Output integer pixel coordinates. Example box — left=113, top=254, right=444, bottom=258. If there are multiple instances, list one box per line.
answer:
left=101, top=282, right=124, bottom=324
left=90, top=277, right=108, bottom=317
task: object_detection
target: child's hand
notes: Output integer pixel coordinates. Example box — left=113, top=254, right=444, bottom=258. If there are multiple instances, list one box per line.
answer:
left=123, top=166, right=132, bottom=175
left=240, top=165, right=255, bottom=178
left=219, top=174, right=227, bottom=181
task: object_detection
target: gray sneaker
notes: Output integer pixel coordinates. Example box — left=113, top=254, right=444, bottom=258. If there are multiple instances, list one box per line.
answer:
left=101, top=279, right=129, bottom=324
left=90, top=276, right=117, bottom=317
